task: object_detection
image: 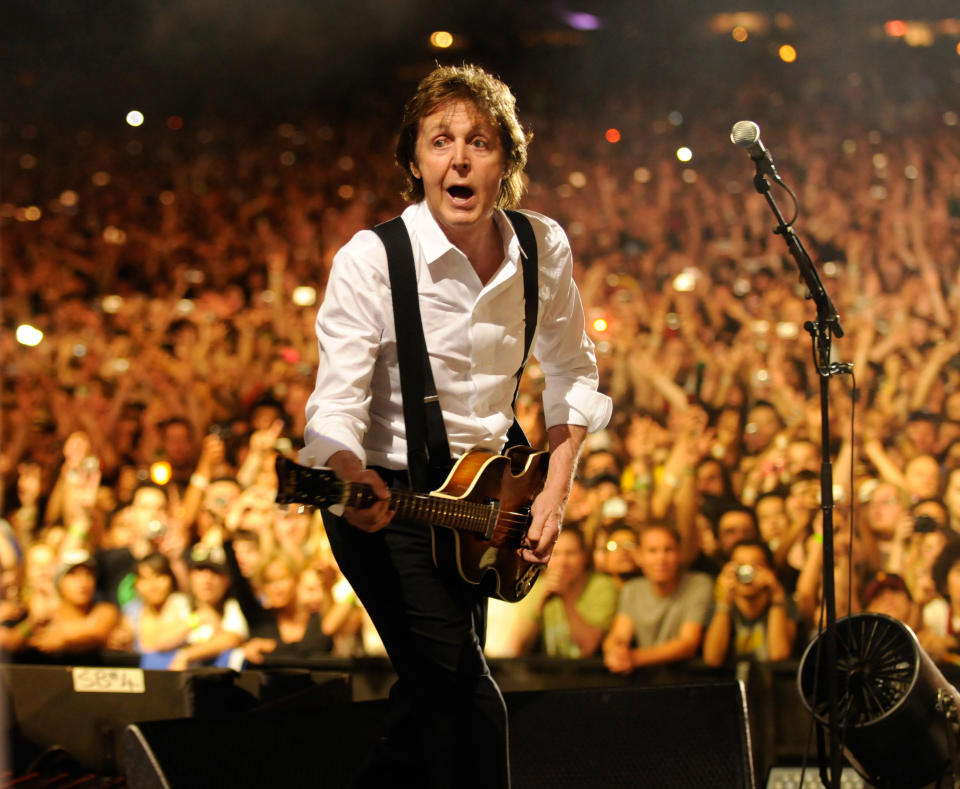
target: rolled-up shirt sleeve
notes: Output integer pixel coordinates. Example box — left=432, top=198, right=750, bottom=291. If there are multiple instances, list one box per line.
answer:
left=301, top=232, right=386, bottom=468
left=531, top=218, right=613, bottom=433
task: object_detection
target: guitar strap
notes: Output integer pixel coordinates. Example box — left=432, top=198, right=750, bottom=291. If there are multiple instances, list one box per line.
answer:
left=373, top=210, right=539, bottom=493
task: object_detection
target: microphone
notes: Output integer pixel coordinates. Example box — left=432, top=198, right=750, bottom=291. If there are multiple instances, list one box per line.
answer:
left=730, top=120, right=781, bottom=181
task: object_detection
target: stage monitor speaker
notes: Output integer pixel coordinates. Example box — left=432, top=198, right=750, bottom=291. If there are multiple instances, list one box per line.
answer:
left=124, top=681, right=754, bottom=788
left=508, top=681, right=755, bottom=789
left=123, top=701, right=387, bottom=789
left=2, top=664, right=350, bottom=777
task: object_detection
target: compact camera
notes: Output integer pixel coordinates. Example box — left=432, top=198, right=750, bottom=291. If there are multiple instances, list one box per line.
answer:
left=736, top=564, right=756, bottom=585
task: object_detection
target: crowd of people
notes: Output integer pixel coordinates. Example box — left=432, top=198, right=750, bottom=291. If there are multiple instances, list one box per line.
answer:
left=3, top=54, right=960, bottom=675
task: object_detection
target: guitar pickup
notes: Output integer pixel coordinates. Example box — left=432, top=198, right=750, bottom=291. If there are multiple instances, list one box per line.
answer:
left=482, top=499, right=501, bottom=540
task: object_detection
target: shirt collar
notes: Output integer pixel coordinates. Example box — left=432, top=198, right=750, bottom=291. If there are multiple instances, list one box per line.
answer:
left=408, top=201, right=457, bottom=264
left=407, top=201, right=523, bottom=273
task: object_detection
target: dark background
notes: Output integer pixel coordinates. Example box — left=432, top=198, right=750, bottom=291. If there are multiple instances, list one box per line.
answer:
left=4, top=1, right=959, bottom=126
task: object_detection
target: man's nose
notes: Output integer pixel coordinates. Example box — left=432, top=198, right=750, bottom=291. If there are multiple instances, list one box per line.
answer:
left=452, top=142, right=470, bottom=173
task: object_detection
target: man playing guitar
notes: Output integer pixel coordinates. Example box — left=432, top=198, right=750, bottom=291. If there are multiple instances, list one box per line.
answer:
left=300, top=64, right=611, bottom=788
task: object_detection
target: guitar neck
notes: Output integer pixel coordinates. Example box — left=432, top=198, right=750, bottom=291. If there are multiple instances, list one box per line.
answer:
left=344, top=483, right=494, bottom=536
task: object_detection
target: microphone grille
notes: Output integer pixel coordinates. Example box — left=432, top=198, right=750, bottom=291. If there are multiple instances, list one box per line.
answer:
left=730, top=120, right=760, bottom=148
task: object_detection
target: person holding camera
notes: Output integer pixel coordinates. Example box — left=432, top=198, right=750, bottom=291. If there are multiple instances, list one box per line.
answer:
left=702, top=538, right=799, bottom=667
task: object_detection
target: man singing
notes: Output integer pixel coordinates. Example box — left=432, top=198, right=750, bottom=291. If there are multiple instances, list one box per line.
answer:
left=301, top=64, right=611, bottom=788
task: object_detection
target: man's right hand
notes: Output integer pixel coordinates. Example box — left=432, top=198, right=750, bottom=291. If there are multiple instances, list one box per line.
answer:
left=327, top=451, right=394, bottom=532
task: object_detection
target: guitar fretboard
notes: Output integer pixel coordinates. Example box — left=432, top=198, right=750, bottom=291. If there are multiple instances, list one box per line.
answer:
left=344, top=484, right=497, bottom=535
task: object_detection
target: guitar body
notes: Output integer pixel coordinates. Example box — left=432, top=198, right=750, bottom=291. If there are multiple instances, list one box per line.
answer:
left=429, top=446, right=547, bottom=603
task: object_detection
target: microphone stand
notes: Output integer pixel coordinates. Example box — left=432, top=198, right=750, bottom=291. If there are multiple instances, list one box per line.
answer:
left=750, top=164, right=850, bottom=789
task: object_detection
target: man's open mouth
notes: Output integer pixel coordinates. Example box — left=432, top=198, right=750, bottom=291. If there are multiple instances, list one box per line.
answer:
left=447, top=186, right=474, bottom=201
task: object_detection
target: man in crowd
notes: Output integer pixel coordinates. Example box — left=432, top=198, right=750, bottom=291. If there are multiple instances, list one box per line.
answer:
left=602, top=523, right=713, bottom=673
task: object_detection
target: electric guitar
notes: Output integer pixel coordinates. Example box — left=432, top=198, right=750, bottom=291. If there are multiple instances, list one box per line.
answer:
left=275, top=447, right=548, bottom=602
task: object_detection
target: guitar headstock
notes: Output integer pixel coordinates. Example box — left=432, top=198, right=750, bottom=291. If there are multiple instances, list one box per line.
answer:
left=275, top=456, right=345, bottom=509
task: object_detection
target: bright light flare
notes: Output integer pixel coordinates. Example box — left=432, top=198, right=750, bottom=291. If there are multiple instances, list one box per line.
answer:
left=150, top=461, right=172, bottom=486
left=16, top=324, right=43, bottom=346
left=126, top=110, right=144, bottom=127
left=292, top=286, right=317, bottom=307
left=563, top=12, right=601, bottom=31
left=676, top=147, right=693, bottom=162
left=430, top=31, right=454, bottom=48
left=732, top=26, right=748, bottom=42
left=884, top=20, right=907, bottom=37
left=605, top=128, right=621, bottom=143
left=778, top=44, right=797, bottom=63
left=592, top=318, right=608, bottom=332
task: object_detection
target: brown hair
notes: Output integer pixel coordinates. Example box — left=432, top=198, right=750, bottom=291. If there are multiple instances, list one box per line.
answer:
left=395, top=64, right=531, bottom=209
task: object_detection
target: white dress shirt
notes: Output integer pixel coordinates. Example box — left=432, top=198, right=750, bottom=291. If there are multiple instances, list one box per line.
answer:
left=301, top=200, right=612, bottom=470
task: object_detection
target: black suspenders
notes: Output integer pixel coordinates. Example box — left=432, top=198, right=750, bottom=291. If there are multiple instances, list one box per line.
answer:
left=372, top=211, right=539, bottom=492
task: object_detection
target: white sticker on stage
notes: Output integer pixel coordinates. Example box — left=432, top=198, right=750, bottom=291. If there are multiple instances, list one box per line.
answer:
left=72, top=667, right=146, bottom=694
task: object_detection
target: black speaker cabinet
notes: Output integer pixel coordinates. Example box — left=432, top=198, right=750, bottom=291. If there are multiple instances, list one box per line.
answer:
left=124, top=681, right=755, bottom=788
left=1, top=664, right=350, bottom=776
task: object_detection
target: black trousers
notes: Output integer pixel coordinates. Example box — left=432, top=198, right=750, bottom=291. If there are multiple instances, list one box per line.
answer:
left=323, top=472, right=510, bottom=789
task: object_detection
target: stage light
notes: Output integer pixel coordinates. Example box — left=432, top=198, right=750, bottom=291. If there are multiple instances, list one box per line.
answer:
left=337, top=184, right=355, bottom=199
left=16, top=324, right=43, bottom=347
left=568, top=171, right=587, bottom=188
left=605, top=128, right=621, bottom=143
left=634, top=167, right=651, bottom=183
left=732, top=26, right=748, bottom=42
left=799, top=613, right=960, bottom=788
left=563, top=12, right=601, bottom=31
left=668, top=111, right=683, bottom=126
left=592, top=318, right=608, bottom=332
left=150, top=462, right=172, bottom=486
left=23, top=206, right=41, bottom=221
left=885, top=19, right=908, bottom=37
left=778, top=44, right=797, bottom=63
left=430, top=31, right=454, bottom=48
left=166, top=115, right=183, bottom=131
left=126, top=110, right=144, bottom=127
left=676, top=147, right=693, bottom=162
left=92, top=171, right=111, bottom=187
left=59, top=190, right=78, bottom=207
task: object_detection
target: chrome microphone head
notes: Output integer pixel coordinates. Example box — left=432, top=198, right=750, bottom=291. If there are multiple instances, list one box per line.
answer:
left=730, top=120, right=760, bottom=148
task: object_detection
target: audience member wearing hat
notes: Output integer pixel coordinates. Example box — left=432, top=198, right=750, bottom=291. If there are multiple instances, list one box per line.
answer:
left=166, top=542, right=248, bottom=671
left=15, top=549, right=119, bottom=657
